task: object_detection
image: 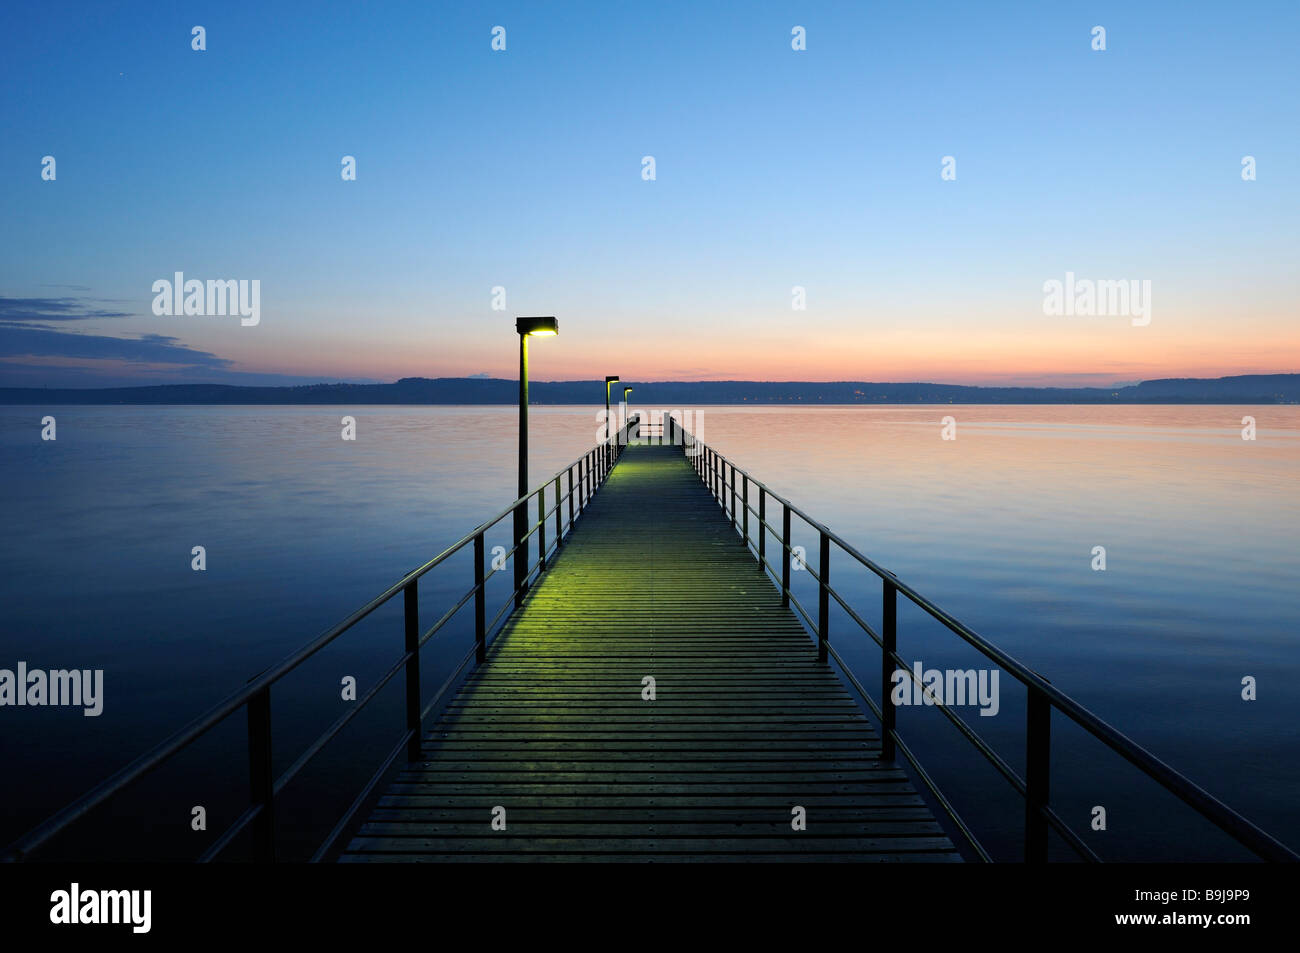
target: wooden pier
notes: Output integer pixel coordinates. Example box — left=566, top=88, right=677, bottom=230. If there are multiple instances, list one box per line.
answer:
left=341, top=445, right=961, bottom=862
left=8, top=430, right=1294, bottom=864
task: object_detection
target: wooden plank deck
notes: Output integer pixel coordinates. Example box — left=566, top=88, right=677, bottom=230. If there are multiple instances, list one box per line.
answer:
left=341, top=443, right=961, bottom=862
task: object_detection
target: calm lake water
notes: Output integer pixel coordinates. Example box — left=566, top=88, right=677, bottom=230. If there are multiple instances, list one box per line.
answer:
left=1, top=404, right=1296, bottom=861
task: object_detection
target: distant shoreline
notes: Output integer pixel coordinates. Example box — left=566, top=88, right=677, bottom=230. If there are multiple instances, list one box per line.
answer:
left=1, top=373, right=1297, bottom=405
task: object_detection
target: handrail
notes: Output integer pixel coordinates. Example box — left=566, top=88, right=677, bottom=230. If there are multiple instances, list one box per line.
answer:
left=1, top=420, right=638, bottom=863
left=681, top=427, right=1299, bottom=864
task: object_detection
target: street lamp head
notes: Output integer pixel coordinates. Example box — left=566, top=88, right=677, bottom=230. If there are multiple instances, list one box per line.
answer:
left=623, top=387, right=633, bottom=398
left=516, top=316, right=559, bottom=337
left=606, top=375, right=620, bottom=384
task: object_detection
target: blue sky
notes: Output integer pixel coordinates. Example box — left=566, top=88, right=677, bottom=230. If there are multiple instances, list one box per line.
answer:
left=1, top=0, right=1297, bottom=387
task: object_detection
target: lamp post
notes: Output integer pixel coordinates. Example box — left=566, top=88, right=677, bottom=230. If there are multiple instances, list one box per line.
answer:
left=604, top=375, right=619, bottom=472
left=622, top=386, right=633, bottom=444
left=515, top=316, right=559, bottom=608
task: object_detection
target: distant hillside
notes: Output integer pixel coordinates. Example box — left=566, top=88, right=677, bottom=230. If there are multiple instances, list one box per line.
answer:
left=1, top=374, right=1297, bottom=405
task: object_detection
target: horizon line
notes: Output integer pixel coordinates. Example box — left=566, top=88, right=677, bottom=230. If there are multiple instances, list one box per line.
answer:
left=6, top=370, right=1300, bottom=391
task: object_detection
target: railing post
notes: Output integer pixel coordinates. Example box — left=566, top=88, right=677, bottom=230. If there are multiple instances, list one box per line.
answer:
left=882, top=578, right=897, bottom=761
left=781, top=505, right=791, bottom=607
left=730, top=464, right=737, bottom=532
left=567, top=469, right=575, bottom=531
left=246, top=687, right=274, bottom=862
left=578, top=457, right=586, bottom=512
left=513, top=492, right=527, bottom=610
left=1026, top=688, right=1051, bottom=863
left=817, top=530, right=829, bottom=662
left=742, top=475, right=749, bottom=549
left=721, top=459, right=728, bottom=513
left=404, top=577, right=420, bottom=761
left=473, top=533, right=486, bottom=663
left=554, top=476, right=562, bottom=547
left=758, top=486, right=766, bottom=568
left=538, top=486, right=546, bottom=572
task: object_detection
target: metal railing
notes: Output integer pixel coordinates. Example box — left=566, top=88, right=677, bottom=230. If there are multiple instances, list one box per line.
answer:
left=1, top=423, right=636, bottom=864
left=619, top=410, right=664, bottom=443
left=678, top=428, right=1298, bottom=864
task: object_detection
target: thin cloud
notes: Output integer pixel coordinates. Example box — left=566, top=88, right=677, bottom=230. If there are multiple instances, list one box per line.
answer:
left=0, top=295, right=134, bottom=322
left=0, top=324, right=231, bottom=367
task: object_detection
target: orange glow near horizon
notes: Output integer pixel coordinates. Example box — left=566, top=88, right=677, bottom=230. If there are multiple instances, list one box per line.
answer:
left=207, top=318, right=1300, bottom=387
left=84, top=284, right=1297, bottom=388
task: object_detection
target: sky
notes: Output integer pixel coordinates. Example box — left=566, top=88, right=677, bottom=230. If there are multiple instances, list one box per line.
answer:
left=1, top=0, right=1297, bottom=388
